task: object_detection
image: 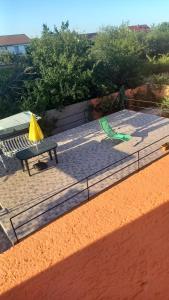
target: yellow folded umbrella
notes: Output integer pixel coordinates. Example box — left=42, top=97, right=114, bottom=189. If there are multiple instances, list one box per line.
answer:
left=29, top=113, right=44, bottom=142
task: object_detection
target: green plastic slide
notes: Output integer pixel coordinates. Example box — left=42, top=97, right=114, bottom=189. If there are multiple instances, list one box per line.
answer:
left=99, top=117, right=131, bottom=141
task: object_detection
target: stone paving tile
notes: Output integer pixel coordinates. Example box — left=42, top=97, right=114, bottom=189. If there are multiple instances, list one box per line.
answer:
left=1, top=109, right=169, bottom=243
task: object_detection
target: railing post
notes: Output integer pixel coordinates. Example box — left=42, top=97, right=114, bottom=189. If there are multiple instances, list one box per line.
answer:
left=10, top=218, right=19, bottom=243
left=87, top=177, right=90, bottom=200
left=138, top=151, right=140, bottom=171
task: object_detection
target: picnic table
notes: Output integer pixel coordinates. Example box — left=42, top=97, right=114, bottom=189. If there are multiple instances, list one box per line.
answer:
left=16, top=140, right=58, bottom=176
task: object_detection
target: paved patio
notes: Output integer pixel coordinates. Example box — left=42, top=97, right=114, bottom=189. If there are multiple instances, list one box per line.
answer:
left=1, top=109, right=169, bottom=244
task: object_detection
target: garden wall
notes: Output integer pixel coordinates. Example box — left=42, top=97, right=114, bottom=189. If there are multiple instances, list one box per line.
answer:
left=44, top=92, right=119, bottom=135
left=44, top=100, right=89, bottom=134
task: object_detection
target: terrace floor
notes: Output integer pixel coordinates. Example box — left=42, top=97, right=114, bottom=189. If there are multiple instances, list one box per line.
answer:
left=1, top=109, right=169, bottom=243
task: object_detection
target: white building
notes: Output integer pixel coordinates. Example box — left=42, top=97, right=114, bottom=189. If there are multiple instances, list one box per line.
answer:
left=0, top=34, right=31, bottom=55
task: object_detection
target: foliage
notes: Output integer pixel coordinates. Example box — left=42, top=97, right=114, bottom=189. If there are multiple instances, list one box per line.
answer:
left=0, top=67, right=15, bottom=91
left=95, top=97, right=114, bottom=114
left=20, top=22, right=94, bottom=113
left=0, top=50, right=27, bottom=66
left=160, top=97, right=169, bottom=117
left=91, top=24, right=145, bottom=89
left=144, top=54, right=169, bottom=78
left=0, top=63, right=26, bottom=118
left=0, top=95, right=20, bottom=119
left=2, top=22, right=169, bottom=119
left=89, top=61, right=117, bottom=97
left=0, top=51, right=14, bottom=65
left=96, top=86, right=128, bottom=114
left=0, top=49, right=31, bottom=118
left=113, top=86, right=128, bottom=111
left=157, top=54, right=169, bottom=65
left=160, top=96, right=169, bottom=108
left=145, top=23, right=169, bottom=56
left=147, top=73, right=169, bottom=85
left=142, top=54, right=169, bottom=81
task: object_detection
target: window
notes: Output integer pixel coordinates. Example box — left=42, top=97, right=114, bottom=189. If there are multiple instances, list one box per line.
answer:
left=14, top=45, right=19, bottom=54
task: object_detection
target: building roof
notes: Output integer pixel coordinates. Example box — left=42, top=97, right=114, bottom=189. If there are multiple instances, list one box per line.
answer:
left=81, top=25, right=150, bottom=40
left=80, top=32, right=98, bottom=40
left=0, top=34, right=31, bottom=46
left=128, top=25, right=150, bottom=32
left=85, top=32, right=98, bottom=39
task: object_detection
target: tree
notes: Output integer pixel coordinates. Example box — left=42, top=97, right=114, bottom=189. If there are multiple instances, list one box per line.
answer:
left=20, top=22, right=94, bottom=113
left=0, top=51, right=27, bottom=118
left=145, top=22, right=169, bottom=56
left=91, top=24, right=145, bottom=90
left=0, top=51, right=14, bottom=65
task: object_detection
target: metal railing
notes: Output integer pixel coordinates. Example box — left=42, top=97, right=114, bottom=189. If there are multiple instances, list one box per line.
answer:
left=9, top=133, right=169, bottom=242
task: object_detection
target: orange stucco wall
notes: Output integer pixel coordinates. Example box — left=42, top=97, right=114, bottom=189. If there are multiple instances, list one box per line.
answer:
left=1, top=155, right=169, bottom=300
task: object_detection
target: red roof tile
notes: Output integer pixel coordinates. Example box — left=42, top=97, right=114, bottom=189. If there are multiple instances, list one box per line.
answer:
left=128, top=25, right=150, bottom=32
left=0, top=34, right=31, bottom=46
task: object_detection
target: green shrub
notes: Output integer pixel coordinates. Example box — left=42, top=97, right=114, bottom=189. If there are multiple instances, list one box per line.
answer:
left=92, top=86, right=128, bottom=116
left=143, top=54, right=169, bottom=78
left=113, top=86, right=128, bottom=111
left=147, top=73, right=169, bottom=85
left=158, top=54, right=169, bottom=64
left=160, top=96, right=169, bottom=109
left=0, top=67, right=15, bottom=92
left=0, top=95, right=21, bottom=119
left=159, top=96, right=169, bottom=117
left=145, top=23, right=169, bottom=56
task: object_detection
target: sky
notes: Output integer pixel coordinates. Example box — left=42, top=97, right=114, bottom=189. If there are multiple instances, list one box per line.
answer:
left=0, top=0, right=169, bottom=37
